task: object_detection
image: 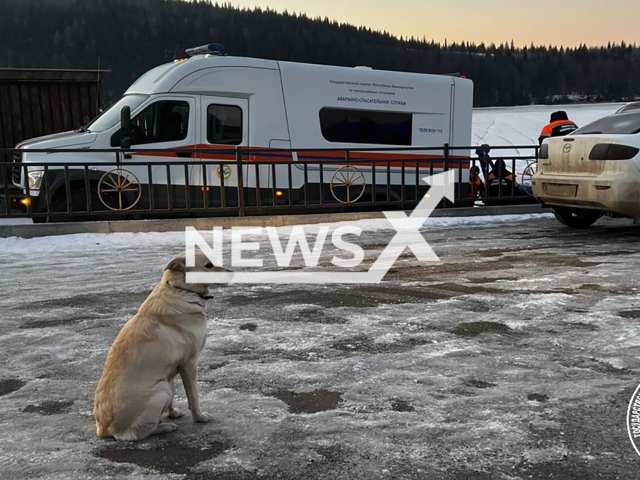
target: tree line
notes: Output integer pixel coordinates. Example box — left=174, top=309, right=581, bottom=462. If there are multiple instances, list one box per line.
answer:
left=0, top=0, right=639, bottom=108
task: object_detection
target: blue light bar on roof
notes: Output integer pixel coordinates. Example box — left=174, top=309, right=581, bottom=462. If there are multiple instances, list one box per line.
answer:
left=185, top=43, right=226, bottom=57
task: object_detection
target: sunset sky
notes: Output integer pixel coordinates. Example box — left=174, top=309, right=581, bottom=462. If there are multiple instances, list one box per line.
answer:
left=230, top=0, right=639, bottom=47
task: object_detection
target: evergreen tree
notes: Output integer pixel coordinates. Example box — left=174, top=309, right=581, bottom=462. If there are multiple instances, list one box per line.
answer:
left=0, top=0, right=638, bottom=108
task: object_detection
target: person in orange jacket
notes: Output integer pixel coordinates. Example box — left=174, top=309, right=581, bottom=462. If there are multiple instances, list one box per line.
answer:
left=538, top=111, right=578, bottom=144
left=467, top=165, right=485, bottom=202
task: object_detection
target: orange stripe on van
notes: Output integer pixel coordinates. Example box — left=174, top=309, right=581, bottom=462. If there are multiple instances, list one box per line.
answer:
left=130, top=144, right=470, bottom=169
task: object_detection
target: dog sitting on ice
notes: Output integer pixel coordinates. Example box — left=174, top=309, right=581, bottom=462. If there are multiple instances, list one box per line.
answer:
left=93, top=251, right=229, bottom=441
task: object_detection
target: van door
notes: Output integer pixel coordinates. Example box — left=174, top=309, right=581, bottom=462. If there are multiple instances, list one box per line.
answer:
left=196, top=97, right=249, bottom=208
left=115, top=96, right=198, bottom=209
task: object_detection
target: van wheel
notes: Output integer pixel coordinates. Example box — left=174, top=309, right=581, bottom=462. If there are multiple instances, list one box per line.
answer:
left=49, top=189, right=87, bottom=222
left=48, top=187, right=121, bottom=223
left=552, top=207, right=602, bottom=228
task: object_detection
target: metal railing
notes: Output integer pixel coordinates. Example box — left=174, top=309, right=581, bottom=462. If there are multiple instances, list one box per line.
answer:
left=0, top=144, right=540, bottom=222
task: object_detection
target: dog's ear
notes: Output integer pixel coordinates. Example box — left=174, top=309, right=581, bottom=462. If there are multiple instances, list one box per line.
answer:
left=164, top=256, right=186, bottom=273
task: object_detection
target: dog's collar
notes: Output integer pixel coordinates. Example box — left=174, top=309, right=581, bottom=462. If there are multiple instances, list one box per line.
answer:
left=167, top=281, right=209, bottom=300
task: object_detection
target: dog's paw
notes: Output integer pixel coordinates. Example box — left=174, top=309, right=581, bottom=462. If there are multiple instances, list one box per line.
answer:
left=168, top=408, right=183, bottom=419
left=154, top=422, right=178, bottom=435
left=166, top=422, right=179, bottom=431
left=193, top=411, right=212, bottom=423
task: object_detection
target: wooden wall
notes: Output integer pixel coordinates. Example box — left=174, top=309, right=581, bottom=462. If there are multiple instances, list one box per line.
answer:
left=0, top=69, right=102, bottom=179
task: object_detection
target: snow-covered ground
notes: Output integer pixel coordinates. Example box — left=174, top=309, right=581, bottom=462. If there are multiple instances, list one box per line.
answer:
left=0, top=104, right=638, bottom=479
left=1, top=215, right=640, bottom=479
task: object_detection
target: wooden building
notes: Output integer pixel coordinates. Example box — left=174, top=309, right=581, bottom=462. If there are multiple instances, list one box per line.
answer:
left=0, top=69, right=104, bottom=179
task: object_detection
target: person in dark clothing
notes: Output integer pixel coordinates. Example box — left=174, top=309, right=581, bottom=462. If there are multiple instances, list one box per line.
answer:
left=467, top=165, right=485, bottom=202
left=538, top=111, right=578, bottom=144
left=487, top=158, right=519, bottom=196
left=475, top=144, right=491, bottom=177
left=474, top=144, right=537, bottom=204
left=471, top=144, right=515, bottom=199
left=476, top=144, right=521, bottom=196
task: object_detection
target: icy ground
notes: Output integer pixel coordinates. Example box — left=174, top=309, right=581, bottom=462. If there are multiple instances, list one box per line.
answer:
left=472, top=103, right=622, bottom=179
left=473, top=102, right=622, bottom=156
left=2, top=214, right=640, bottom=479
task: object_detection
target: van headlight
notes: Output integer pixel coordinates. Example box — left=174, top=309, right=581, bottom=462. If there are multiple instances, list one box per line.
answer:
left=27, top=170, right=45, bottom=190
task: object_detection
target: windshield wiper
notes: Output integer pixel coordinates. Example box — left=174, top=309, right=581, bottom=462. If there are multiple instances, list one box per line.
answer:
left=77, top=125, right=91, bottom=133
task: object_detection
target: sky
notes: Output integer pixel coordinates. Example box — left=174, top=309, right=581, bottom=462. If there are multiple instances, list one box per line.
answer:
left=229, top=0, right=639, bottom=48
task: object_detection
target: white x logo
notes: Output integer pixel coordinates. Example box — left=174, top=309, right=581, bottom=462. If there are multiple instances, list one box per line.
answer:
left=366, top=170, right=456, bottom=282
left=185, top=170, right=456, bottom=284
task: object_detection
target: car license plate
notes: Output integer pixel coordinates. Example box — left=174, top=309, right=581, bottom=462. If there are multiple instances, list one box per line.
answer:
left=544, top=183, right=577, bottom=197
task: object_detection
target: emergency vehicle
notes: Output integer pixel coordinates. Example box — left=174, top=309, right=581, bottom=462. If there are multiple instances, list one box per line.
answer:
left=13, top=44, right=473, bottom=216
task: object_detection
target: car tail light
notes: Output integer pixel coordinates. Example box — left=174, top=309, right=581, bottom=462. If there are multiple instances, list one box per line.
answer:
left=589, top=143, right=640, bottom=160
left=538, top=143, right=549, bottom=159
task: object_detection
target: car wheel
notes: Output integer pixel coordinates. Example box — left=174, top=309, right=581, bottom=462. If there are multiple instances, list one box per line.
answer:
left=49, top=188, right=117, bottom=223
left=552, top=207, right=602, bottom=228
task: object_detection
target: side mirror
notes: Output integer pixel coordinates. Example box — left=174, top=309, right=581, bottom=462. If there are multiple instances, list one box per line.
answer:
left=120, top=106, right=132, bottom=150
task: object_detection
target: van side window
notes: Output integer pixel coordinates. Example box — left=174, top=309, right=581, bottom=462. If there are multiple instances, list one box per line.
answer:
left=320, top=108, right=412, bottom=145
left=207, top=105, right=243, bottom=145
left=110, top=100, right=189, bottom=147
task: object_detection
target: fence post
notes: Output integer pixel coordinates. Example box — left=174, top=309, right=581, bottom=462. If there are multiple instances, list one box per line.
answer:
left=236, top=147, right=245, bottom=217
left=443, top=143, right=450, bottom=171
left=443, top=143, right=450, bottom=209
left=2, top=158, right=10, bottom=217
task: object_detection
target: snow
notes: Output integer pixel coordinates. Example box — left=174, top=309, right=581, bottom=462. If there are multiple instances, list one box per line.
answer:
left=0, top=216, right=638, bottom=477
left=0, top=218, right=32, bottom=225
left=0, top=104, right=638, bottom=479
left=0, top=214, right=552, bottom=254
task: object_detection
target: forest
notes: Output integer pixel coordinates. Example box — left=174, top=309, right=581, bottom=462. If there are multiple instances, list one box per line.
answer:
left=0, top=0, right=639, bottom=108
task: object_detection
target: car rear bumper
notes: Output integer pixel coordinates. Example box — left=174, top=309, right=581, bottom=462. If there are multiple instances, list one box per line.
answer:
left=532, top=171, right=640, bottom=217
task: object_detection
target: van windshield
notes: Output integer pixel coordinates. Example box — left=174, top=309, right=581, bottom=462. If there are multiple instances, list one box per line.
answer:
left=573, top=111, right=640, bottom=135
left=85, top=94, right=149, bottom=132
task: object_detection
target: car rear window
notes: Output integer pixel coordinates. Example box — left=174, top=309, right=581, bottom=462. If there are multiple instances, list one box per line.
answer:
left=617, top=102, right=640, bottom=113
left=573, top=111, right=640, bottom=135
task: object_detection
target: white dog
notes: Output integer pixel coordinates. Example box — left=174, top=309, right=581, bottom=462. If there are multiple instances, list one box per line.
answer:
left=93, top=251, right=228, bottom=441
